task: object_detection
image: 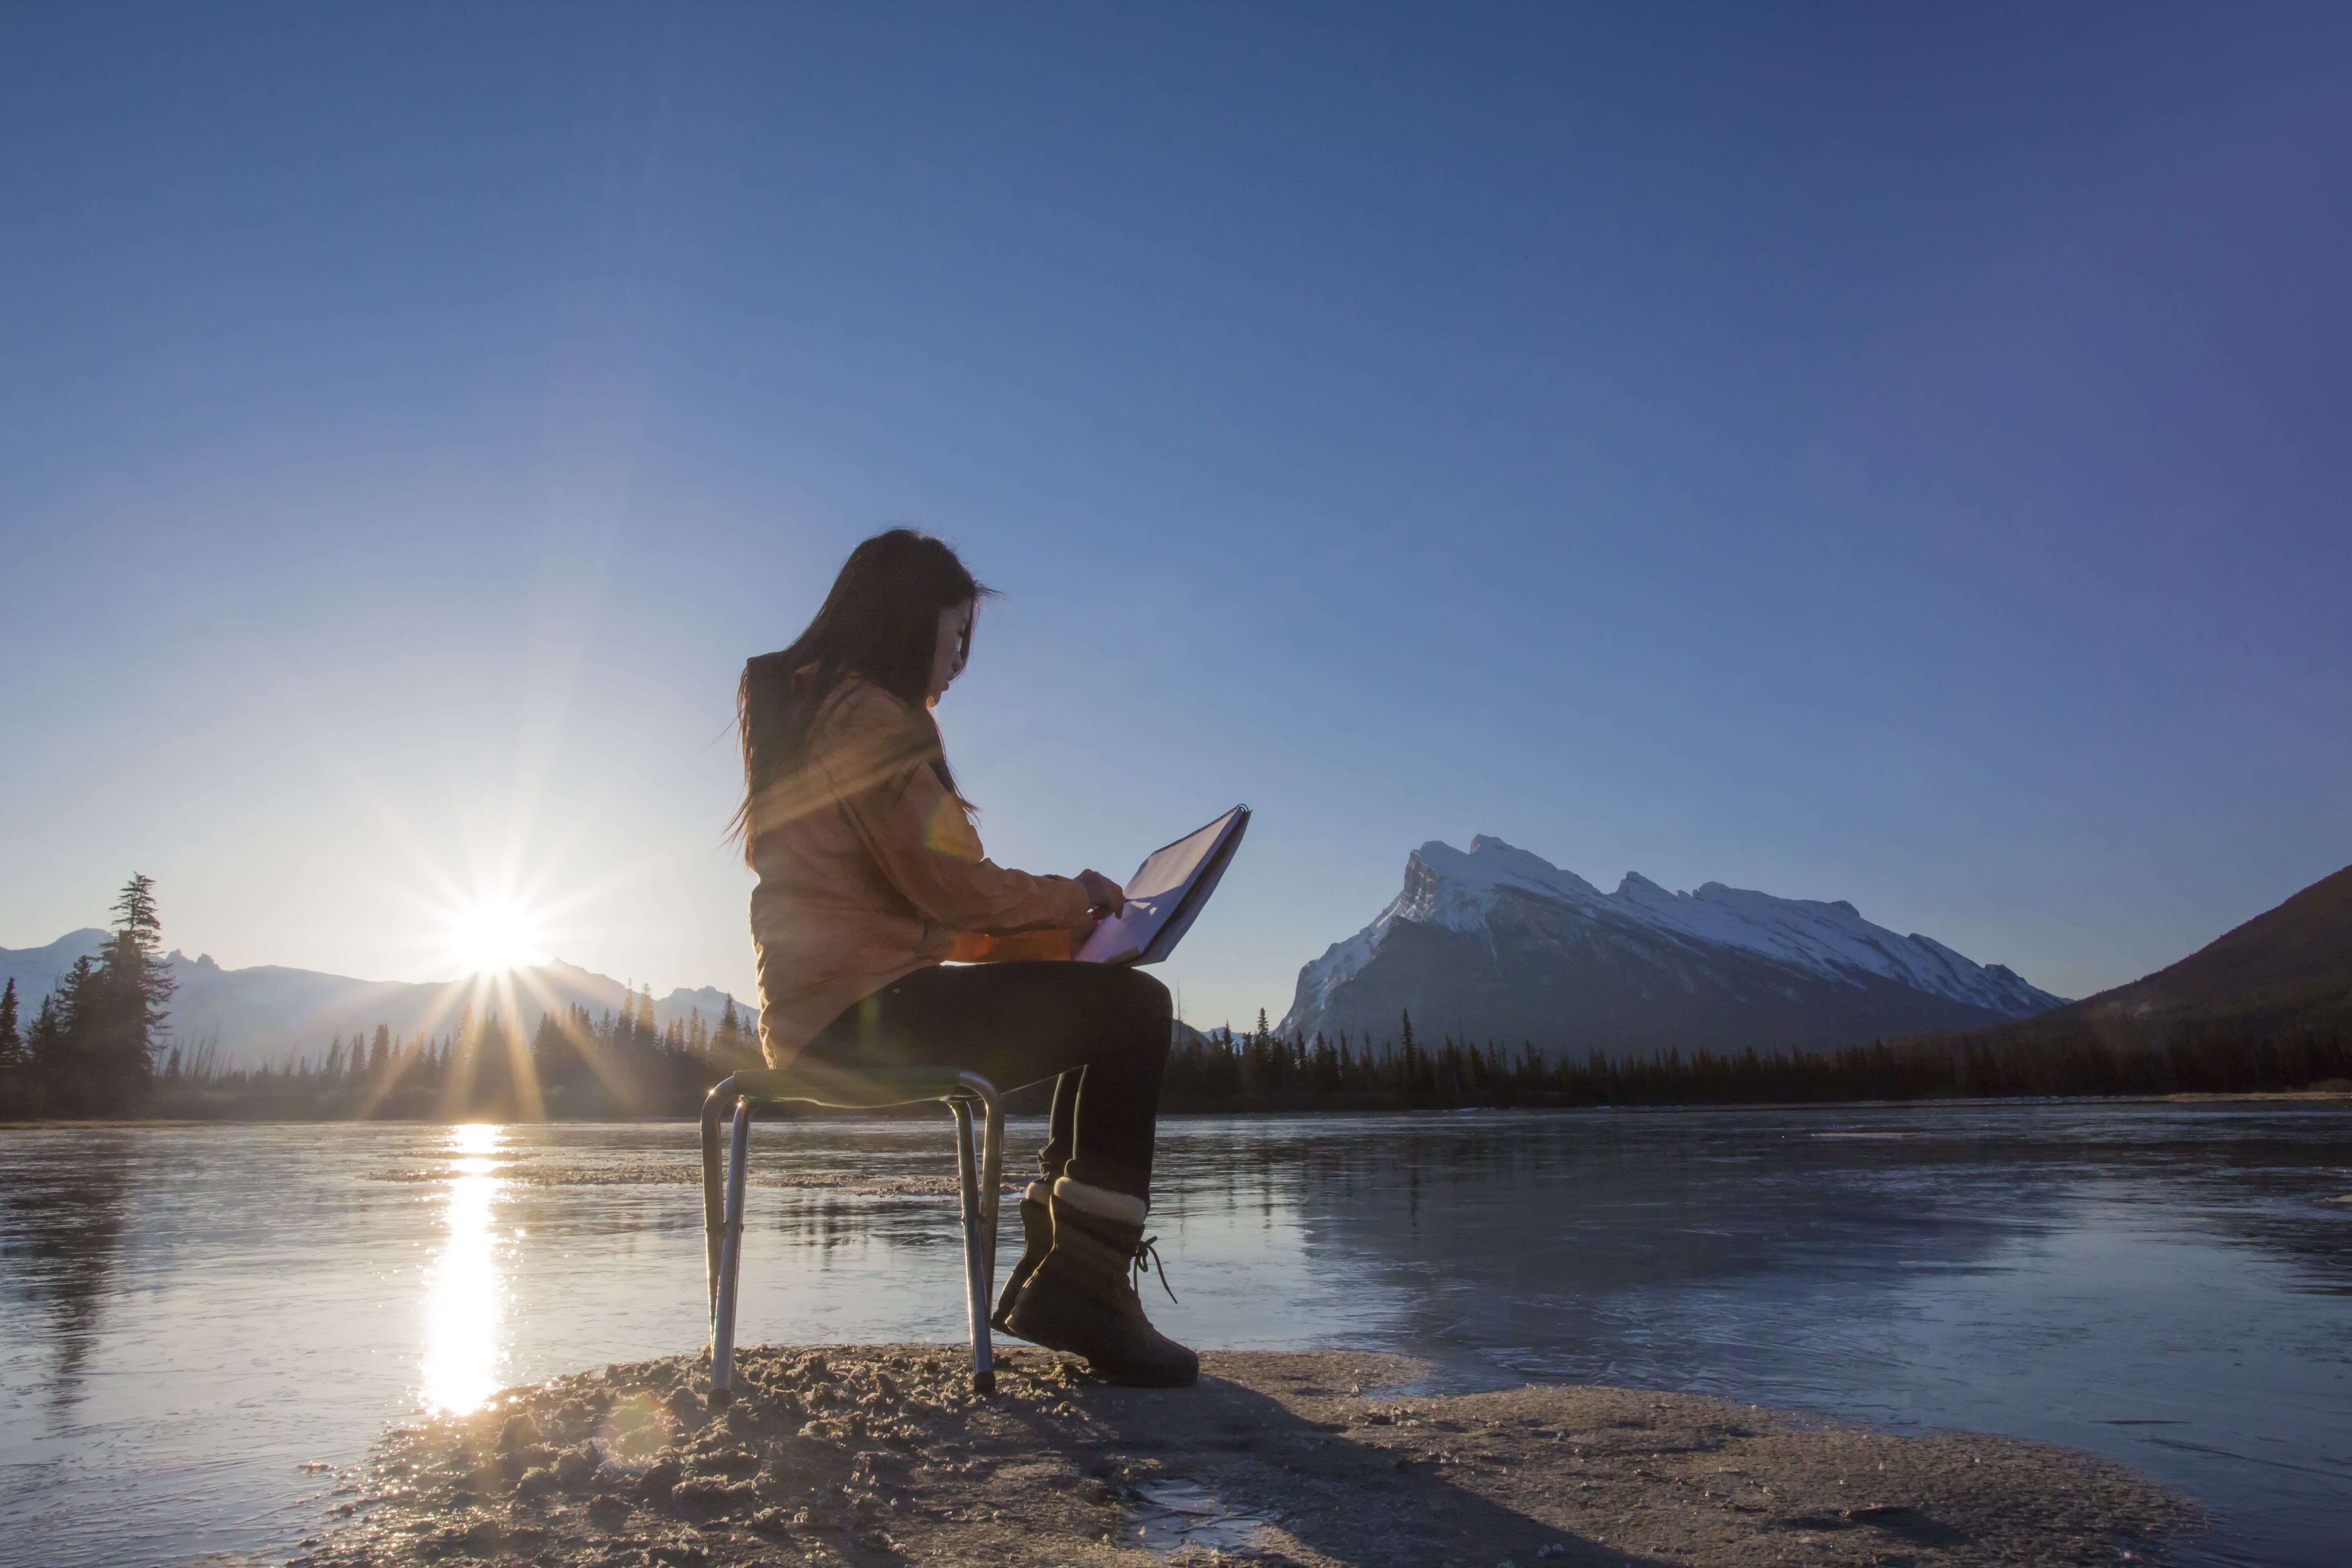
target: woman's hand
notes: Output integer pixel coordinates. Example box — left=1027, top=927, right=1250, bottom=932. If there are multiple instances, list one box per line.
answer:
left=1069, top=869, right=1125, bottom=957
left=1077, top=869, right=1127, bottom=918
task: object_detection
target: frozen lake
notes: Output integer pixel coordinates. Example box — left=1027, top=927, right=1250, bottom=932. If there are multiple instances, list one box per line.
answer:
left=2, top=1101, right=2348, bottom=1567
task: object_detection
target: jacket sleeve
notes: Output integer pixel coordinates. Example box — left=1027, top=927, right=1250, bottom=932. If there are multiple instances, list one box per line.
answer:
left=820, top=695, right=1094, bottom=938
left=947, top=929, right=1078, bottom=963
left=845, top=763, right=1094, bottom=936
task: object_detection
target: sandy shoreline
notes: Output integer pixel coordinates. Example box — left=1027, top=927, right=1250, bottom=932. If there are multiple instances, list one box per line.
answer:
left=292, top=1345, right=2197, bottom=1568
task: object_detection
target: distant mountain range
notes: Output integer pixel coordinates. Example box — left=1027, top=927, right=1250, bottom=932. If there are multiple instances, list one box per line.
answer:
left=27, top=846, right=2329, bottom=1077
left=1920, top=862, right=2352, bottom=1056
left=0, top=931, right=753, bottom=1071
left=1278, top=836, right=2067, bottom=1058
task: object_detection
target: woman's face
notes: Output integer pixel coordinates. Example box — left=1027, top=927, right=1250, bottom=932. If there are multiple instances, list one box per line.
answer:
left=928, top=599, right=975, bottom=701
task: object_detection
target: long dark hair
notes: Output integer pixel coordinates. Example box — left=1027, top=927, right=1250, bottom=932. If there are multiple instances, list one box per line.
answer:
left=733, top=529, right=992, bottom=860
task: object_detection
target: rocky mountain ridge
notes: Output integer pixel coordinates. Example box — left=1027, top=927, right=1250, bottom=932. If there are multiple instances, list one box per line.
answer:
left=1922, top=861, right=2352, bottom=1055
left=1278, top=836, right=2066, bottom=1058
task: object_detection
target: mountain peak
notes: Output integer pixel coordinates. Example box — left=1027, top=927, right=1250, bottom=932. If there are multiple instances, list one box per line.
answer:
left=1282, top=836, right=2067, bottom=1054
left=1412, top=836, right=1603, bottom=903
left=0, top=928, right=115, bottom=1002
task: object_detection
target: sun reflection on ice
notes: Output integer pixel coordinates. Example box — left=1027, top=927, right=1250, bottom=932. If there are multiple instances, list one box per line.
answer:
left=422, top=1123, right=506, bottom=1414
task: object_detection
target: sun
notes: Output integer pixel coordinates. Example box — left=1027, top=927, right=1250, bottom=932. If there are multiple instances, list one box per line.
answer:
left=444, top=895, right=550, bottom=975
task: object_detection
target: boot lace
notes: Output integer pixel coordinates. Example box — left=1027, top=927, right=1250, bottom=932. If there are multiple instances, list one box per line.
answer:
left=1131, top=1234, right=1178, bottom=1304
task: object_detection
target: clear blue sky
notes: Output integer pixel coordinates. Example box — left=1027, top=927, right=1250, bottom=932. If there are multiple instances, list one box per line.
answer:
left=3, top=3, right=2347, bottom=1028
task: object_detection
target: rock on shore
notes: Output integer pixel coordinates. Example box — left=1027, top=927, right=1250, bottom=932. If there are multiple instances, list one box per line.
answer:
left=295, top=1345, right=2196, bottom=1568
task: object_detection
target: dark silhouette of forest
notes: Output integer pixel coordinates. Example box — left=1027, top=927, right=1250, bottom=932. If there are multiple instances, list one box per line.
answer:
left=1158, top=1008, right=2350, bottom=1112
left=125, top=990, right=766, bottom=1121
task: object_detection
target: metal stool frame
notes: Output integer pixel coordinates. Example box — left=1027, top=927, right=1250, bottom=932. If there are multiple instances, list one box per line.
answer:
left=699, top=1067, right=1005, bottom=1401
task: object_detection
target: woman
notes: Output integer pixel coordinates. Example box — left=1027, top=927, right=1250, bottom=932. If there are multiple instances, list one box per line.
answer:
left=736, top=529, right=1194, bottom=1387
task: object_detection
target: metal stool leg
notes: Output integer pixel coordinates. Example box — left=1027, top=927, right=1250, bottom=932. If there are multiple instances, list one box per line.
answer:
left=710, top=1097, right=753, bottom=1403
left=977, top=1086, right=1004, bottom=1285
left=700, top=1085, right=733, bottom=1325
left=951, top=1097, right=995, bottom=1394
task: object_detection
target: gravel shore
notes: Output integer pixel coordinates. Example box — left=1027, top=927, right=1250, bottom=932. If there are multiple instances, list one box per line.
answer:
left=294, top=1345, right=2198, bottom=1568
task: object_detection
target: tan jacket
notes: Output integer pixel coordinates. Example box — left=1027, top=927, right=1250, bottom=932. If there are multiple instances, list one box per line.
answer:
left=747, top=677, right=1093, bottom=1065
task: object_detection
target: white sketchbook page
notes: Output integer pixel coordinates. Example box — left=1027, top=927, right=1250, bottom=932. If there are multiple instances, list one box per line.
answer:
left=1075, top=808, right=1243, bottom=965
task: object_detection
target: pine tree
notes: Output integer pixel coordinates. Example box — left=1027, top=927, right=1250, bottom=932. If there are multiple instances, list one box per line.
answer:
left=27, top=990, right=62, bottom=1066
left=0, top=977, right=20, bottom=1072
left=79, top=873, right=176, bottom=1094
left=710, top=995, right=755, bottom=1071
left=40, top=955, right=97, bottom=1087
left=532, top=1009, right=567, bottom=1065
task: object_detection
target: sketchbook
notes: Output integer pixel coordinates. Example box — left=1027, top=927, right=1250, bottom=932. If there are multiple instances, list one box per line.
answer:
left=1075, top=804, right=1251, bottom=966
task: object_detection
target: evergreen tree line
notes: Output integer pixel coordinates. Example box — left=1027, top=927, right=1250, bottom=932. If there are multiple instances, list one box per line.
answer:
left=1160, top=1008, right=2352, bottom=1111
left=131, top=989, right=764, bottom=1121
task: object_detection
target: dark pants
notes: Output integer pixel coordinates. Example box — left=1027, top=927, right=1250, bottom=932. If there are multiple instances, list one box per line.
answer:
left=797, top=961, right=1174, bottom=1200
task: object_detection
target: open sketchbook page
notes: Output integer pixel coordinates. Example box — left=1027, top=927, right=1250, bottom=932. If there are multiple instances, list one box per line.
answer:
left=1075, top=806, right=1249, bottom=965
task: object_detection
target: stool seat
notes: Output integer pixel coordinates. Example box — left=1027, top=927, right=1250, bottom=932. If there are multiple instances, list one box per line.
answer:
left=698, top=1066, right=1006, bottom=1401
left=720, top=1064, right=984, bottom=1108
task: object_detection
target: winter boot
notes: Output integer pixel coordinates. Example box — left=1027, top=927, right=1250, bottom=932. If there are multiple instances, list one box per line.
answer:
left=991, top=1180, right=1053, bottom=1334
left=1003, top=1178, right=1197, bottom=1388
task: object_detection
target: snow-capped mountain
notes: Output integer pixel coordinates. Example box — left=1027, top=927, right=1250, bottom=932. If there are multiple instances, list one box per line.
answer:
left=1278, top=836, right=2066, bottom=1058
left=0, top=934, right=755, bottom=1071
left=0, top=928, right=111, bottom=1004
